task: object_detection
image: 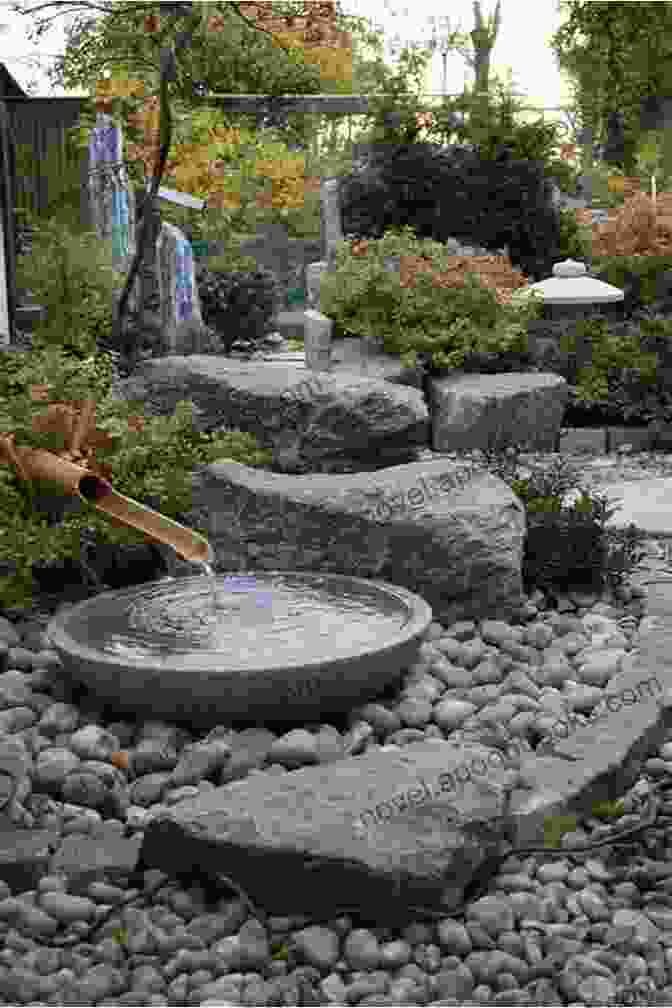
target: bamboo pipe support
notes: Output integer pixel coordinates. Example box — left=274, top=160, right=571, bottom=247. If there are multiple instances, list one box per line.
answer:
left=0, top=437, right=214, bottom=568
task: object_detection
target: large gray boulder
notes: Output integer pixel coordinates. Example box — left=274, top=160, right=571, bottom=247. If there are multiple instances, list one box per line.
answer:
left=111, top=356, right=429, bottom=474
left=429, top=372, right=568, bottom=454
left=138, top=738, right=517, bottom=925
left=184, top=457, right=527, bottom=626
left=137, top=642, right=672, bottom=926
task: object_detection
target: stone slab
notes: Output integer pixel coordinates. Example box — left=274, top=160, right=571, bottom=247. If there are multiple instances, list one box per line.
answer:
left=139, top=599, right=672, bottom=926
left=558, top=428, right=609, bottom=455
left=49, top=825, right=143, bottom=893
left=0, top=826, right=61, bottom=893
left=261, top=340, right=424, bottom=390
left=139, top=739, right=517, bottom=925
left=563, top=477, right=672, bottom=536
left=606, top=427, right=653, bottom=453
left=511, top=648, right=672, bottom=847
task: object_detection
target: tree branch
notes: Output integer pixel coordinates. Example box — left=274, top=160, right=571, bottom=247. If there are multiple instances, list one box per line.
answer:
left=227, top=2, right=298, bottom=57
left=114, top=46, right=173, bottom=369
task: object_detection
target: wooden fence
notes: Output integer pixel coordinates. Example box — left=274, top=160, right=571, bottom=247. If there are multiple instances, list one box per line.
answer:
left=2, top=97, right=90, bottom=231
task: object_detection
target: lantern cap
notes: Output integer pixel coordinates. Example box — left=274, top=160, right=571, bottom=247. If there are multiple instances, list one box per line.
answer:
left=511, top=258, right=624, bottom=307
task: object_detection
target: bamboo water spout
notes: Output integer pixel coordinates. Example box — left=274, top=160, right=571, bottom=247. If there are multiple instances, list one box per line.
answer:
left=0, top=394, right=214, bottom=568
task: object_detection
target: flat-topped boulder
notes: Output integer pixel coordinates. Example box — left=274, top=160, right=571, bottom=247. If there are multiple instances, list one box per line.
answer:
left=428, top=371, right=568, bottom=453
left=111, top=355, right=429, bottom=475
left=138, top=640, right=672, bottom=927
left=185, top=457, right=527, bottom=626
left=139, top=738, right=517, bottom=925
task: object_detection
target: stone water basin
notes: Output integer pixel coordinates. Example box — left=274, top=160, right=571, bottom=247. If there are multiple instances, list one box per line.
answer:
left=46, top=572, right=433, bottom=727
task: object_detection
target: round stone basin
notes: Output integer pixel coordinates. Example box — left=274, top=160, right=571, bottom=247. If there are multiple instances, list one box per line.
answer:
left=46, top=572, right=433, bottom=728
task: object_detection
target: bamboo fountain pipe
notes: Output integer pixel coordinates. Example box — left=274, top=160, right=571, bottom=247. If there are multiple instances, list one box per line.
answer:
left=0, top=436, right=214, bottom=568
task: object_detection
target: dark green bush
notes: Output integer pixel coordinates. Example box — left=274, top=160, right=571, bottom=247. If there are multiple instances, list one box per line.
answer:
left=195, top=265, right=279, bottom=354
left=338, top=142, right=561, bottom=282
left=591, top=256, right=672, bottom=315
left=475, top=442, right=648, bottom=595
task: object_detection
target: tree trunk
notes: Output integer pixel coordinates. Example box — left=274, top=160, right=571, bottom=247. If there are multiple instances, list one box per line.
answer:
left=470, top=0, right=501, bottom=96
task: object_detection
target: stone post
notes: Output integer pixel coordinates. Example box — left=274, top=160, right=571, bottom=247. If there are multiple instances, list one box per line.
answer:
left=320, top=178, right=344, bottom=272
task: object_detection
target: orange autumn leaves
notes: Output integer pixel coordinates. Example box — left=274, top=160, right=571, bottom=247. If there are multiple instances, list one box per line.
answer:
left=95, top=3, right=351, bottom=211
left=348, top=239, right=531, bottom=307
left=573, top=190, right=672, bottom=258
left=216, top=2, right=352, bottom=88
left=3, top=386, right=148, bottom=485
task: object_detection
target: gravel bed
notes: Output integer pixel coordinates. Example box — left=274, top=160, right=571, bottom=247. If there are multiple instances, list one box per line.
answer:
left=1, top=449, right=672, bottom=1005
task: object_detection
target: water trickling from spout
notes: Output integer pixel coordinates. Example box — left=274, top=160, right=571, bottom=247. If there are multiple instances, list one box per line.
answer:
left=197, top=560, right=217, bottom=618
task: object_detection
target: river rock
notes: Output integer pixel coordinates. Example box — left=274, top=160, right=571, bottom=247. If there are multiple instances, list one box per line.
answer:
left=184, top=457, right=527, bottom=626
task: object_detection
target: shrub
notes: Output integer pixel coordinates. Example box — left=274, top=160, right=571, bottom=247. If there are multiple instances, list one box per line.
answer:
left=592, top=255, right=672, bottom=314
left=195, top=265, right=279, bottom=354
left=318, top=226, right=544, bottom=373
left=15, top=218, right=124, bottom=357
left=339, top=141, right=562, bottom=283
left=554, top=208, right=593, bottom=263
left=473, top=439, right=648, bottom=594
left=0, top=340, right=274, bottom=613
left=432, top=74, right=582, bottom=198
left=567, top=315, right=667, bottom=423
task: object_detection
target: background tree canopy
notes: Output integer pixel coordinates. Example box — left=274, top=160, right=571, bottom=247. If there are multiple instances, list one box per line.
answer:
left=549, top=0, right=672, bottom=174
left=17, top=0, right=409, bottom=103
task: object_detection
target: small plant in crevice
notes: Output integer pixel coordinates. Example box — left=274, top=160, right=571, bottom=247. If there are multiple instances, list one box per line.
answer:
left=459, top=437, right=648, bottom=595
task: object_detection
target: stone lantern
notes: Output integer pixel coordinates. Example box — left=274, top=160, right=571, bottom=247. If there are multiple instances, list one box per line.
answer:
left=510, top=259, right=624, bottom=370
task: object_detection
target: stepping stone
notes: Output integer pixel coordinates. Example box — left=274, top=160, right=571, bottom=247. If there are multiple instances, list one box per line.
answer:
left=139, top=622, right=672, bottom=925
left=564, top=477, right=672, bottom=537
left=139, top=739, right=517, bottom=925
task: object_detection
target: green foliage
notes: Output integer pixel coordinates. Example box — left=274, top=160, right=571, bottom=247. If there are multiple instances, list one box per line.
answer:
left=318, top=226, right=544, bottom=372
left=2, top=217, right=274, bottom=613
left=471, top=439, right=648, bottom=594
left=15, top=220, right=124, bottom=358
left=44, top=2, right=326, bottom=107
left=358, top=46, right=443, bottom=148
left=592, top=254, right=672, bottom=309
left=436, top=74, right=559, bottom=163
left=195, top=264, right=279, bottom=354
left=206, top=249, right=259, bottom=276
left=555, top=208, right=593, bottom=262
left=549, top=2, right=672, bottom=176
left=570, top=314, right=661, bottom=411
left=592, top=798, right=626, bottom=820
left=544, top=814, right=578, bottom=848
left=0, top=341, right=274, bottom=612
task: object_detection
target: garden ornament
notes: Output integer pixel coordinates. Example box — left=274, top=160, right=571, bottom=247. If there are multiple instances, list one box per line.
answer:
left=0, top=390, right=213, bottom=567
